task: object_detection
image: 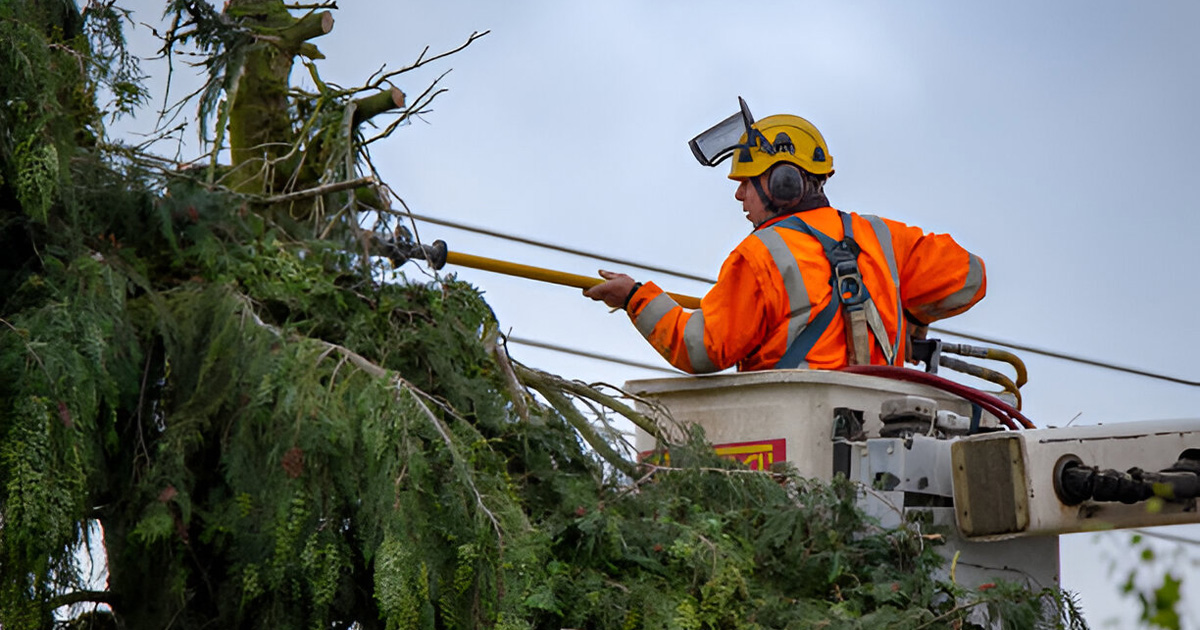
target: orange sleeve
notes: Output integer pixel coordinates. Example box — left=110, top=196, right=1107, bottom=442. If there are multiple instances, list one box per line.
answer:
left=885, top=219, right=987, bottom=324
left=625, top=247, right=773, bottom=374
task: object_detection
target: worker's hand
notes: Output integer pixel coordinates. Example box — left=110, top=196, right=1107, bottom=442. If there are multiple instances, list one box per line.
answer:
left=584, top=269, right=637, bottom=310
left=906, top=324, right=929, bottom=364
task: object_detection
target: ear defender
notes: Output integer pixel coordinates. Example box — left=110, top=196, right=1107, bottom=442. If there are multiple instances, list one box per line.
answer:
left=767, top=163, right=806, bottom=206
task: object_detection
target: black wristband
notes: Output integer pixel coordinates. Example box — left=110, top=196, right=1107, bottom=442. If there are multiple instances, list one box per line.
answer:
left=622, top=282, right=643, bottom=311
left=903, top=310, right=927, bottom=327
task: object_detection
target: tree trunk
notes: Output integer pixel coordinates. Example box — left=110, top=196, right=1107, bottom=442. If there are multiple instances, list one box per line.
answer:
left=225, top=0, right=333, bottom=202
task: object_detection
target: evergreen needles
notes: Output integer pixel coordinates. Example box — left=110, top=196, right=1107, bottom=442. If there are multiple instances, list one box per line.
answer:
left=0, top=2, right=1087, bottom=629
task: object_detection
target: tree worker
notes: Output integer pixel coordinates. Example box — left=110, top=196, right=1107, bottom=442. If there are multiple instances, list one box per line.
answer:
left=584, top=98, right=986, bottom=373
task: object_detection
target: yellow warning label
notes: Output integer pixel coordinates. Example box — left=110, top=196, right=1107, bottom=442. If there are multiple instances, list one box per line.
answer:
left=638, top=439, right=786, bottom=471
left=713, top=439, right=786, bottom=471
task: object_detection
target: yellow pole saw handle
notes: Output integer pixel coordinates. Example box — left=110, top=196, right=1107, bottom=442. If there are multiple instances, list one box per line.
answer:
left=382, top=238, right=702, bottom=309
left=445, top=250, right=702, bottom=310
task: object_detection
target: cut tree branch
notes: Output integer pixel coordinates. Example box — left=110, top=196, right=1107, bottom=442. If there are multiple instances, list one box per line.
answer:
left=351, top=87, right=406, bottom=127
left=280, top=10, right=333, bottom=44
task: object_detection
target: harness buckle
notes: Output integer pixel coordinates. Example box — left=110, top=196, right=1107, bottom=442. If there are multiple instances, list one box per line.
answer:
left=833, top=259, right=867, bottom=307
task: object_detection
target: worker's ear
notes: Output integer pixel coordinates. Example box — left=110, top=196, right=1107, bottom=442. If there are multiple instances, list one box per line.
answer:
left=767, top=164, right=805, bottom=207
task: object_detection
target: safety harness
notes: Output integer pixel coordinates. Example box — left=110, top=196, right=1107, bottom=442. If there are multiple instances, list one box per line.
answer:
left=772, top=212, right=896, bottom=368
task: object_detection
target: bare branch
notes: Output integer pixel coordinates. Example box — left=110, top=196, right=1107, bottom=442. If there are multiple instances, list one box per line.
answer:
left=514, top=364, right=661, bottom=439
left=261, top=175, right=374, bottom=204
left=49, top=589, right=112, bottom=608
left=364, top=62, right=387, bottom=87
left=360, top=30, right=489, bottom=93
left=485, top=329, right=530, bottom=421
left=360, top=72, right=451, bottom=146
left=528, top=378, right=637, bottom=477
left=398, top=382, right=505, bottom=541
left=640, top=462, right=791, bottom=480
left=286, top=2, right=338, bottom=9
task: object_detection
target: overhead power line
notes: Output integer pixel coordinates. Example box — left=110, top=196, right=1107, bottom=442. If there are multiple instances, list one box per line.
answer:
left=506, top=336, right=677, bottom=375
left=933, top=326, right=1200, bottom=387
left=1128, top=528, right=1200, bottom=547
left=409, top=212, right=1198, bottom=388
left=515, top=329, right=1199, bottom=389
left=405, top=211, right=716, bottom=284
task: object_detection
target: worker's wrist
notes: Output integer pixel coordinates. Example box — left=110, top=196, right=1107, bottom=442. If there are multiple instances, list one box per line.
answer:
left=622, top=282, right=643, bottom=311
left=903, top=310, right=929, bottom=329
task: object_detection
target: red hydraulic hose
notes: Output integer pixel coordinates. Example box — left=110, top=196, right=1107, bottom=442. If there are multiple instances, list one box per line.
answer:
left=839, top=365, right=1036, bottom=430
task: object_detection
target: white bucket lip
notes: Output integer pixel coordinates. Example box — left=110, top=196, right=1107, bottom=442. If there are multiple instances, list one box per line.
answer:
left=626, top=368, right=944, bottom=398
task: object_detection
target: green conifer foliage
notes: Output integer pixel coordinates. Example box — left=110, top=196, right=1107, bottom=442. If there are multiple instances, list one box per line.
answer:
left=0, top=2, right=1087, bottom=629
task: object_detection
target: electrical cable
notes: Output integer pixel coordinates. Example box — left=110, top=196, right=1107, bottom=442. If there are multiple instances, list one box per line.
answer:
left=407, top=212, right=1198, bottom=388
left=505, top=335, right=678, bottom=375
left=932, top=326, right=1200, bottom=387
left=405, top=211, right=716, bottom=284
left=1127, top=528, right=1200, bottom=547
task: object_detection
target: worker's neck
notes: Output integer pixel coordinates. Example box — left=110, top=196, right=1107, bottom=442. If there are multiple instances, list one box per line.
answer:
left=757, top=194, right=832, bottom=228
left=786, top=192, right=830, bottom=214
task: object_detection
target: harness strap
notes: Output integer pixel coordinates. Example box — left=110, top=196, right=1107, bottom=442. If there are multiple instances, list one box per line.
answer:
left=774, top=286, right=839, bottom=369
left=845, top=308, right=871, bottom=365
left=772, top=212, right=895, bottom=368
left=863, top=300, right=896, bottom=364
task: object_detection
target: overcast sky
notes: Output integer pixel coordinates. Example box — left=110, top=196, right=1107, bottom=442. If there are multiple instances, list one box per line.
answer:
left=114, top=1, right=1200, bottom=626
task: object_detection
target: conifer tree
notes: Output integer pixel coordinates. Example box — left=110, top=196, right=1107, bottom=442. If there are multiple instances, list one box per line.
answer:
left=0, top=2, right=1087, bottom=628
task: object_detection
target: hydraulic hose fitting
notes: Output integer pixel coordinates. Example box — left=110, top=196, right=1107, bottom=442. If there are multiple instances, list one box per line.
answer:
left=1054, top=453, right=1200, bottom=506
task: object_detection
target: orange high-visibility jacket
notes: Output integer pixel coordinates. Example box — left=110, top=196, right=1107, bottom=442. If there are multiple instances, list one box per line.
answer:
left=625, top=206, right=986, bottom=373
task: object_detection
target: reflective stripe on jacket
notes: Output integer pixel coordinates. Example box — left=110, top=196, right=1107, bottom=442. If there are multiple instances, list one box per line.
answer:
left=625, top=206, right=986, bottom=373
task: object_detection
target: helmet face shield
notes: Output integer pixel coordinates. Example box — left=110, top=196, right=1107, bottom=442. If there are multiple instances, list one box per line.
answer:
left=688, top=111, right=747, bottom=167
left=688, top=97, right=773, bottom=167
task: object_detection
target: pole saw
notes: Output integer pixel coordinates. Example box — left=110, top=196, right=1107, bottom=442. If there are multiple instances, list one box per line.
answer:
left=381, top=238, right=703, bottom=309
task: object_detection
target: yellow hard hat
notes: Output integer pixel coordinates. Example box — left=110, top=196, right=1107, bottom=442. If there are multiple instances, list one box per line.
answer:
left=726, top=114, right=834, bottom=181
left=688, top=98, right=833, bottom=180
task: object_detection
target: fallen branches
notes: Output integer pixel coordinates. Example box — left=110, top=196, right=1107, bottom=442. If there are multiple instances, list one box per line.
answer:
left=526, top=377, right=637, bottom=478
left=513, top=364, right=661, bottom=438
